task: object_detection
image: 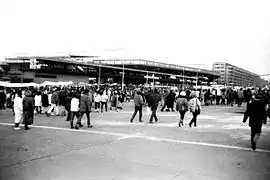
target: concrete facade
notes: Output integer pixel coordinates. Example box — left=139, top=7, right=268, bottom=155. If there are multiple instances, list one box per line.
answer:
left=212, top=62, right=265, bottom=87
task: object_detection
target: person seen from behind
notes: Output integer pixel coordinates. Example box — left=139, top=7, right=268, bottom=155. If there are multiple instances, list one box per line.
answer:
left=130, top=89, right=144, bottom=123
left=176, top=91, right=189, bottom=127
left=243, top=93, right=268, bottom=150
left=188, top=92, right=201, bottom=128
left=22, top=90, right=34, bottom=130
left=13, top=90, right=23, bottom=130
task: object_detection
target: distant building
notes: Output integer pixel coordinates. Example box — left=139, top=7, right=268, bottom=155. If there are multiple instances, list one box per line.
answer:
left=3, top=55, right=220, bottom=86
left=212, top=62, right=266, bottom=87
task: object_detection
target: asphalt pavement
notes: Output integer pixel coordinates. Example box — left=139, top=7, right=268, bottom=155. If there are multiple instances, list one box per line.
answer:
left=0, top=102, right=270, bottom=180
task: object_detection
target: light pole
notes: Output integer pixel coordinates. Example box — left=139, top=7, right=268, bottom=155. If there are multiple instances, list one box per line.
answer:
left=98, top=61, right=101, bottom=89
left=121, top=60, right=125, bottom=91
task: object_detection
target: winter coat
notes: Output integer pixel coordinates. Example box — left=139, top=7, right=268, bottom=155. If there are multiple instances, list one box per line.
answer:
left=80, top=94, right=92, bottom=112
left=176, top=97, right=188, bottom=112
left=14, top=96, right=23, bottom=123
left=243, top=97, right=267, bottom=131
left=166, top=92, right=176, bottom=108
left=189, top=97, right=201, bottom=113
left=34, top=95, right=42, bottom=107
left=148, top=92, right=161, bottom=108
left=51, top=91, right=59, bottom=104
left=133, top=94, right=144, bottom=107
left=22, top=96, right=34, bottom=125
left=41, top=94, right=49, bottom=107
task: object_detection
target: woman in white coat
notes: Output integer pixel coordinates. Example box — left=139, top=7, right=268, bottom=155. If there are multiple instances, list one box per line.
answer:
left=13, top=90, right=23, bottom=130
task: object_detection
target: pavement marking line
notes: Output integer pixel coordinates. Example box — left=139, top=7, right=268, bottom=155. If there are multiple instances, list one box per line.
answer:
left=1, top=122, right=270, bottom=154
left=0, top=122, right=127, bottom=137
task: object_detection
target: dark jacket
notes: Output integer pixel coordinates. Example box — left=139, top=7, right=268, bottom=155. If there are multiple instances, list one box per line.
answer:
left=23, top=96, right=34, bottom=125
left=243, top=96, right=267, bottom=128
left=133, top=94, right=144, bottom=106
left=79, top=94, right=92, bottom=112
left=51, top=91, right=59, bottom=104
left=176, top=97, right=188, bottom=112
left=148, top=92, right=161, bottom=108
left=65, top=96, right=72, bottom=111
left=41, top=93, right=49, bottom=107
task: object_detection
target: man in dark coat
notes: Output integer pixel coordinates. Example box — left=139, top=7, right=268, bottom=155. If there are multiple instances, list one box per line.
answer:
left=243, top=93, right=268, bottom=150
left=75, top=90, right=93, bottom=129
left=148, top=89, right=161, bottom=124
left=22, top=90, right=34, bottom=130
left=64, top=91, right=73, bottom=122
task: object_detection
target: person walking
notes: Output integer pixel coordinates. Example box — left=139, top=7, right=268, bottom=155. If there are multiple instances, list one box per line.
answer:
left=64, top=91, right=73, bottom=122
left=243, top=93, right=268, bottom=150
left=41, top=90, right=49, bottom=114
left=176, top=91, right=189, bottom=127
left=13, top=90, right=23, bottom=130
left=188, top=92, right=201, bottom=127
left=22, top=90, right=34, bottom=130
left=34, top=91, right=42, bottom=114
left=130, top=90, right=144, bottom=123
left=100, top=91, right=109, bottom=113
left=70, top=93, right=80, bottom=129
left=94, top=90, right=101, bottom=112
left=76, top=90, right=93, bottom=129
left=47, top=88, right=59, bottom=116
left=148, top=89, right=161, bottom=124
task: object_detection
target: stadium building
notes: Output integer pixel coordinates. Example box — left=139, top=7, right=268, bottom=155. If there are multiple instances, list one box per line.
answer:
left=3, top=55, right=220, bottom=87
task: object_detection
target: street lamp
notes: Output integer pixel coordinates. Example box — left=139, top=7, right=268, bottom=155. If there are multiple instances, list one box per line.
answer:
left=121, top=60, right=125, bottom=91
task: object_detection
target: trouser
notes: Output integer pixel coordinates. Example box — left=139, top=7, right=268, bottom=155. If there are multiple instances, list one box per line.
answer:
left=70, top=111, right=80, bottom=128
left=216, top=96, right=221, bottom=105
left=100, top=102, right=108, bottom=112
left=179, top=110, right=186, bottom=120
left=47, top=103, right=57, bottom=114
left=189, top=112, right=198, bottom=127
left=149, top=106, right=158, bottom=122
left=160, top=101, right=167, bottom=111
left=130, top=105, right=142, bottom=122
left=66, top=110, right=71, bottom=121
left=238, top=98, right=243, bottom=107
left=95, top=102, right=100, bottom=111
left=77, top=111, right=91, bottom=126
left=251, top=131, right=260, bottom=144
left=35, top=106, right=42, bottom=114
left=221, top=98, right=225, bottom=105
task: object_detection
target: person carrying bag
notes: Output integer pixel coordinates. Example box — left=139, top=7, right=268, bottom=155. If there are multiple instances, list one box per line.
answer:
left=188, top=92, right=201, bottom=127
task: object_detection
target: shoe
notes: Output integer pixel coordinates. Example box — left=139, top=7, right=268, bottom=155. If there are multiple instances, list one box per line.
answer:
left=155, top=119, right=158, bottom=123
left=149, top=121, right=153, bottom=124
left=189, top=123, right=192, bottom=127
left=24, top=126, right=30, bottom=130
left=252, top=141, right=256, bottom=150
left=79, top=124, right=83, bottom=127
left=88, top=125, right=93, bottom=128
left=139, top=120, right=143, bottom=123
left=75, top=125, right=79, bottom=130
left=130, top=120, right=133, bottom=123
left=70, top=126, right=74, bottom=129
left=14, top=127, right=21, bottom=131
left=178, top=122, right=181, bottom=127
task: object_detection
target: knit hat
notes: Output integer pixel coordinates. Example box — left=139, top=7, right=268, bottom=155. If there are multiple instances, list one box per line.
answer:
left=180, top=91, right=186, bottom=96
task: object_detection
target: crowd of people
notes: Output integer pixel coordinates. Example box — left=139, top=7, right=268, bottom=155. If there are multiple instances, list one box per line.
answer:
left=0, top=84, right=270, bottom=150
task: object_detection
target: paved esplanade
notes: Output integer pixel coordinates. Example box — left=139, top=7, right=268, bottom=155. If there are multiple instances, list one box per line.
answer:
left=1, top=102, right=270, bottom=180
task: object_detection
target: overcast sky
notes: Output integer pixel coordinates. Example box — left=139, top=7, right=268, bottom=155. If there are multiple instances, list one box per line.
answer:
left=0, top=0, right=270, bottom=79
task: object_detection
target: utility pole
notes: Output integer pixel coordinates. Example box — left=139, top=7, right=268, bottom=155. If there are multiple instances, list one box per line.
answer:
left=98, top=62, right=101, bottom=89
left=121, top=60, right=125, bottom=91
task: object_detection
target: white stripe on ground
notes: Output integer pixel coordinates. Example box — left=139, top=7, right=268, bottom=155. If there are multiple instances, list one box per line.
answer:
left=1, top=122, right=270, bottom=154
